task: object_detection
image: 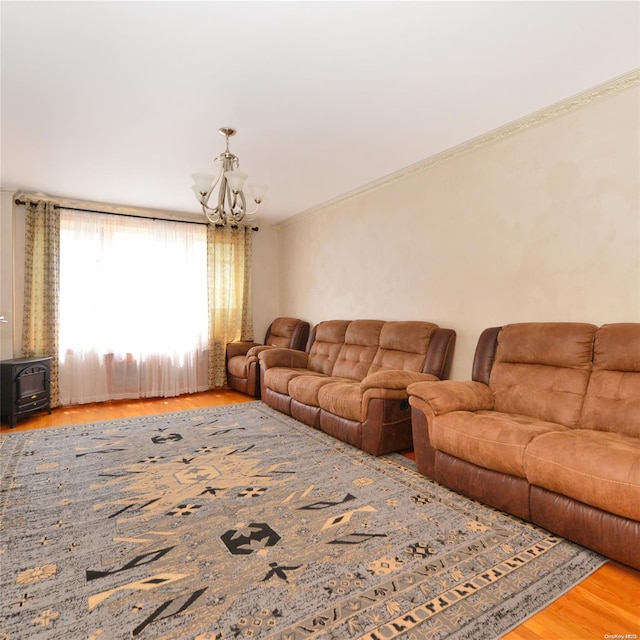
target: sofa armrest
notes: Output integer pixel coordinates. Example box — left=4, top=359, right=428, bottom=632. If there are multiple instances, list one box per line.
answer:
left=258, top=348, right=309, bottom=370
left=407, top=380, right=494, bottom=415
left=361, top=370, right=439, bottom=393
left=246, top=344, right=276, bottom=359
left=227, top=341, right=260, bottom=359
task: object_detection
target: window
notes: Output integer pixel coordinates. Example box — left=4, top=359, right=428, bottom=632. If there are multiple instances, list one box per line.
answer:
left=58, top=210, right=209, bottom=403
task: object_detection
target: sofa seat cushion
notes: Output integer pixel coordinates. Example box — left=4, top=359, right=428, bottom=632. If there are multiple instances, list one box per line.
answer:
left=431, top=411, right=568, bottom=478
left=523, top=429, right=640, bottom=521
left=263, top=368, right=326, bottom=395
left=289, top=375, right=350, bottom=407
left=318, top=381, right=364, bottom=422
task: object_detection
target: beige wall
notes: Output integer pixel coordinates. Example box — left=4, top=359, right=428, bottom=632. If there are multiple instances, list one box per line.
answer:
left=250, top=223, right=280, bottom=342
left=277, top=82, right=640, bottom=379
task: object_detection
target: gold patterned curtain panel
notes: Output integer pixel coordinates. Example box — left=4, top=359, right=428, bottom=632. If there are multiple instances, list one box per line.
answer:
left=207, top=225, right=253, bottom=387
left=22, top=199, right=61, bottom=407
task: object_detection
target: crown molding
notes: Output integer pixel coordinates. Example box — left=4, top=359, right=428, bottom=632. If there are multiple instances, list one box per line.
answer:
left=278, top=68, right=640, bottom=229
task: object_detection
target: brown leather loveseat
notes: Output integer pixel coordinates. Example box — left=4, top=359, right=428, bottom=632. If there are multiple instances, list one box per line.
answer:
left=258, top=319, right=456, bottom=456
left=226, top=317, right=310, bottom=397
left=407, top=322, right=640, bottom=569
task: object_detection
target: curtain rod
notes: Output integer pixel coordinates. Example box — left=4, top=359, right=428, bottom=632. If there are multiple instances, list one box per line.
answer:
left=13, top=195, right=259, bottom=231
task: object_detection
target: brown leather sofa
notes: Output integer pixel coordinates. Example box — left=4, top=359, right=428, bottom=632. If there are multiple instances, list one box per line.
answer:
left=407, top=322, right=640, bottom=570
left=226, top=317, right=310, bottom=397
left=258, top=319, right=456, bottom=456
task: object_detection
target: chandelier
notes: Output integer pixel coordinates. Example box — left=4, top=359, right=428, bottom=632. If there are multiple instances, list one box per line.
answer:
left=191, top=127, right=267, bottom=226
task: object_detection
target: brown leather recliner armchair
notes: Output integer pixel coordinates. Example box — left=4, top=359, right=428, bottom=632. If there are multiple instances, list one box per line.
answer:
left=226, top=317, right=310, bottom=397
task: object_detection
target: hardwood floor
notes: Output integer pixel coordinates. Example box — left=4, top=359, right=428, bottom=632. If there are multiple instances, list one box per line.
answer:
left=0, top=388, right=253, bottom=433
left=2, top=390, right=638, bottom=639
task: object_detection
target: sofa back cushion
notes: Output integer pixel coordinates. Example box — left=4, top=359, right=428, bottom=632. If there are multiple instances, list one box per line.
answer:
left=369, top=321, right=438, bottom=374
left=332, top=320, right=386, bottom=380
left=580, top=323, right=640, bottom=437
left=265, top=317, right=309, bottom=349
left=306, top=320, right=351, bottom=375
left=490, top=323, right=597, bottom=426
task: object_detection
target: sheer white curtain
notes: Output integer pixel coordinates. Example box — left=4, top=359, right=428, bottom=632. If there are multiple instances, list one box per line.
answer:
left=58, top=210, right=209, bottom=404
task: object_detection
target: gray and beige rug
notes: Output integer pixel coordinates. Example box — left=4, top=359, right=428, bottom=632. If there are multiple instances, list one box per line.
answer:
left=1, top=401, right=605, bottom=639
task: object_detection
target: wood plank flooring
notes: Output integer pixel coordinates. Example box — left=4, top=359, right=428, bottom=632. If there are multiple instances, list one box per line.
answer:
left=2, top=390, right=638, bottom=639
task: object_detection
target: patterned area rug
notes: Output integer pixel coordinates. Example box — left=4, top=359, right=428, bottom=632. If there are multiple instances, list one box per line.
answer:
left=1, top=401, right=605, bottom=640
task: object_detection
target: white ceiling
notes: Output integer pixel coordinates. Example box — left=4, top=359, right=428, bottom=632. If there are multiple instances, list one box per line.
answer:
left=2, top=1, right=639, bottom=225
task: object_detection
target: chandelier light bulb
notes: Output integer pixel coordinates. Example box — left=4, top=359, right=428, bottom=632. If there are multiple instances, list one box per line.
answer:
left=249, top=183, right=268, bottom=204
left=224, top=170, right=248, bottom=194
left=191, top=173, right=214, bottom=195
